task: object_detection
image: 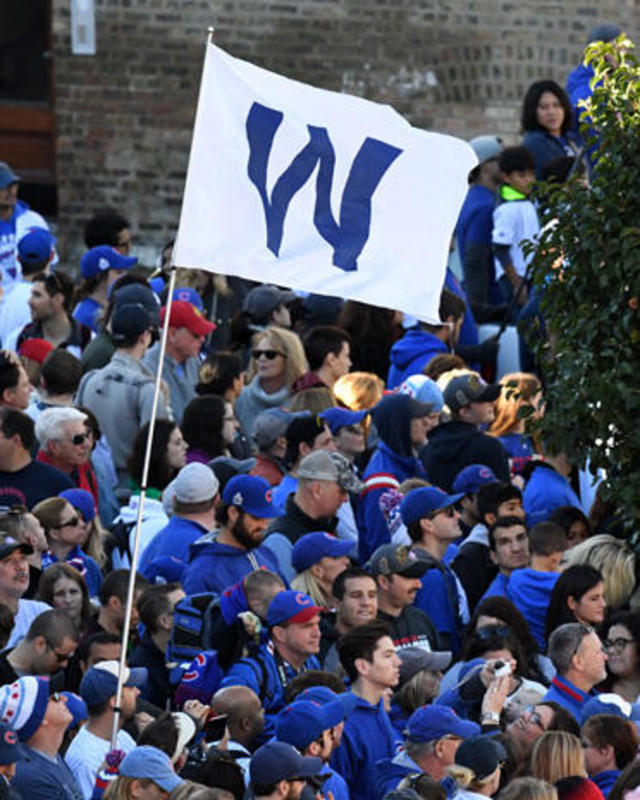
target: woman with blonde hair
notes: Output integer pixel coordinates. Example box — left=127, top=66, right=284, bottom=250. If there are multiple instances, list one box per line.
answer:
left=32, top=496, right=103, bottom=599
left=529, top=731, right=586, bottom=785
left=448, top=736, right=504, bottom=800
left=234, top=326, right=307, bottom=433
left=562, top=534, right=638, bottom=611
left=333, top=371, right=384, bottom=411
left=290, top=531, right=352, bottom=607
left=489, top=372, right=543, bottom=474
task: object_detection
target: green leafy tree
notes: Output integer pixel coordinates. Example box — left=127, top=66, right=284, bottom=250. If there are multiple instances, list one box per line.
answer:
left=526, top=35, right=640, bottom=535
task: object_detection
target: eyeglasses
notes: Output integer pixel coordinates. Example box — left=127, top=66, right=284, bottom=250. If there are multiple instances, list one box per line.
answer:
left=56, top=515, right=80, bottom=529
left=432, top=506, right=457, bottom=519
left=50, top=692, right=63, bottom=702
left=604, top=637, right=635, bottom=653
left=522, top=706, right=547, bottom=731
left=475, top=625, right=512, bottom=641
left=69, top=433, right=88, bottom=446
left=46, top=643, right=75, bottom=664
left=252, top=349, right=285, bottom=360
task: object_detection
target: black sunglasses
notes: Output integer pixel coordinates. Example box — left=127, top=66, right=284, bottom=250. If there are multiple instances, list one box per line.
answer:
left=70, top=433, right=88, bottom=446
left=252, top=349, right=285, bottom=360
left=57, top=515, right=80, bottom=529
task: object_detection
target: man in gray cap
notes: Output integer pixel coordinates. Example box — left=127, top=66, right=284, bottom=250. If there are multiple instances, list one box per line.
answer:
left=456, top=136, right=506, bottom=317
left=76, top=302, right=167, bottom=479
left=249, top=408, right=291, bottom=486
left=243, top=284, right=296, bottom=329
left=264, top=450, right=362, bottom=582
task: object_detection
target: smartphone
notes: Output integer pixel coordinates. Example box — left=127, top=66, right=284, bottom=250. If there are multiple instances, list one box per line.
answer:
left=204, top=712, right=228, bottom=741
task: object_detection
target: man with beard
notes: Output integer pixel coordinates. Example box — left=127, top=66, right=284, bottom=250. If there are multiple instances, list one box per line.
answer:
left=182, top=473, right=283, bottom=594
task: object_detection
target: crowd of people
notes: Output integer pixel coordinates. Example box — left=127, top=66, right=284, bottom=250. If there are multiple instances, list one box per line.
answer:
left=0, top=19, right=635, bottom=800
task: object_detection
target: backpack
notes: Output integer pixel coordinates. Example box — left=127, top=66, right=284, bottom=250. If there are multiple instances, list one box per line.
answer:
left=169, top=593, right=271, bottom=700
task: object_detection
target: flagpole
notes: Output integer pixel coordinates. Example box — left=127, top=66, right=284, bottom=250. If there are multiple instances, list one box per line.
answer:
left=109, top=24, right=215, bottom=748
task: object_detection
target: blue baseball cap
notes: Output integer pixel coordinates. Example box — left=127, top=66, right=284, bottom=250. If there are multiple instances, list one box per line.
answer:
left=17, top=229, right=55, bottom=266
left=452, top=464, right=498, bottom=496
left=81, top=245, right=138, bottom=279
left=277, top=699, right=347, bottom=750
left=267, top=591, right=322, bottom=627
left=581, top=693, right=632, bottom=723
left=80, top=660, right=147, bottom=707
left=0, top=162, right=19, bottom=189
left=60, top=692, right=88, bottom=730
left=59, top=488, right=96, bottom=523
left=319, top=407, right=367, bottom=435
left=400, top=487, right=464, bottom=525
left=119, top=745, right=184, bottom=792
left=173, top=286, right=204, bottom=311
left=398, top=375, right=444, bottom=412
left=0, top=722, right=23, bottom=765
left=297, top=686, right=359, bottom=716
left=405, top=705, right=480, bottom=742
left=250, top=741, right=323, bottom=786
left=222, top=475, right=276, bottom=518
left=292, top=532, right=353, bottom=573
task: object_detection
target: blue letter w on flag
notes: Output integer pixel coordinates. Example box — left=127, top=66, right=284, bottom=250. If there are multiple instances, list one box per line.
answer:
left=246, top=102, right=402, bottom=272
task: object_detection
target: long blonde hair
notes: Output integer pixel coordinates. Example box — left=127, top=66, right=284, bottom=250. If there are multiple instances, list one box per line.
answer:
left=562, top=534, right=636, bottom=610
left=246, top=326, right=308, bottom=389
left=291, top=569, right=332, bottom=607
left=489, top=372, right=542, bottom=438
left=529, top=732, right=586, bottom=784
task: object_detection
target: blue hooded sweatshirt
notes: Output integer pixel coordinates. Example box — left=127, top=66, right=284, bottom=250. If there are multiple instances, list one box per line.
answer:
left=356, top=394, right=426, bottom=564
left=330, top=693, right=401, bottom=800
left=387, top=329, right=448, bottom=389
left=506, top=567, right=560, bottom=649
left=182, top=535, right=284, bottom=595
left=523, top=463, right=582, bottom=526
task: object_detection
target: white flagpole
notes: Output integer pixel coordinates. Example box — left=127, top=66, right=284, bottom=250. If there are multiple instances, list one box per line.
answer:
left=109, top=264, right=176, bottom=746
left=109, top=28, right=216, bottom=748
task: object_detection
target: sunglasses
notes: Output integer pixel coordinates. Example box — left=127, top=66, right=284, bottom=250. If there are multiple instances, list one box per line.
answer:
left=57, top=515, right=80, bottom=529
left=46, top=644, right=74, bottom=664
left=475, top=624, right=512, bottom=641
left=522, top=705, right=547, bottom=731
left=252, top=349, right=285, bottom=360
left=70, top=433, right=88, bottom=446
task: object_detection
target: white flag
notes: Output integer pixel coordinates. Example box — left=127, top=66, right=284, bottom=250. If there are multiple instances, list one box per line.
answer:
left=174, top=43, right=477, bottom=323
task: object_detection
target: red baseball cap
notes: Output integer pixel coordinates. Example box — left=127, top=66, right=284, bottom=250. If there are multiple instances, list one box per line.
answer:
left=160, top=300, right=216, bottom=336
left=18, top=338, right=54, bottom=364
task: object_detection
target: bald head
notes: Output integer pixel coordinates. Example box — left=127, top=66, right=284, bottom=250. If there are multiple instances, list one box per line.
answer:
left=211, top=685, right=264, bottom=745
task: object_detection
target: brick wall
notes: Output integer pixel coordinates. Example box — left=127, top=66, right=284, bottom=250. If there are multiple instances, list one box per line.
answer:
left=51, top=0, right=637, bottom=266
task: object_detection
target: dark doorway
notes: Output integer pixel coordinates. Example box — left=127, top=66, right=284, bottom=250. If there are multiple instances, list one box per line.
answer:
left=0, top=1, right=57, bottom=217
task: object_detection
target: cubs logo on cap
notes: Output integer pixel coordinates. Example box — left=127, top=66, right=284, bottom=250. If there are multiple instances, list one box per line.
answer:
left=267, top=590, right=323, bottom=627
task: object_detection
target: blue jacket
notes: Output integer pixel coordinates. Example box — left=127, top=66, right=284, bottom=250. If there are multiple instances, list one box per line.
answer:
left=387, top=329, right=448, bottom=389
left=506, top=567, right=559, bottom=650
left=593, top=771, right=620, bottom=798
left=543, top=674, right=593, bottom=721
left=374, top=749, right=422, bottom=797
left=220, top=641, right=320, bottom=738
left=182, top=535, right=283, bottom=595
left=42, top=546, right=102, bottom=599
left=139, top=516, right=210, bottom=581
left=523, top=463, right=582, bottom=526
left=412, top=547, right=467, bottom=658
left=478, top=571, right=509, bottom=604
left=357, top=395, right=426, bottom=564
left=321, top=765, right=350, bottom=800
left=522, top=130, right=575, bottom=180
left=330, top=693, right=401, bottom=800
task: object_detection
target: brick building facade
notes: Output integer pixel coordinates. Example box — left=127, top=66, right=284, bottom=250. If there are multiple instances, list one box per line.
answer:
left=44, top=0, right=637, bottom=264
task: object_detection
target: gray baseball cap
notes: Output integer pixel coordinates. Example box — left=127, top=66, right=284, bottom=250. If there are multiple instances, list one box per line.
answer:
left=297, top=450, right=363, bottom=494
left=469, top=135, right=503, bottom=164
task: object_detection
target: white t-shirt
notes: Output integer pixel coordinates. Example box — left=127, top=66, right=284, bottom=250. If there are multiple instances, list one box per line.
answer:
left=65, top=725, right=136, bottom=800
left=7, top=599, right=51, bottom=648
left=492, top=199, right=540, bottom=279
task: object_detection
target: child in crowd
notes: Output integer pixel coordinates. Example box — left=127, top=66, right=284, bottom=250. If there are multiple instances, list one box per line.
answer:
left=506, top=521, right=568, bottom=649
